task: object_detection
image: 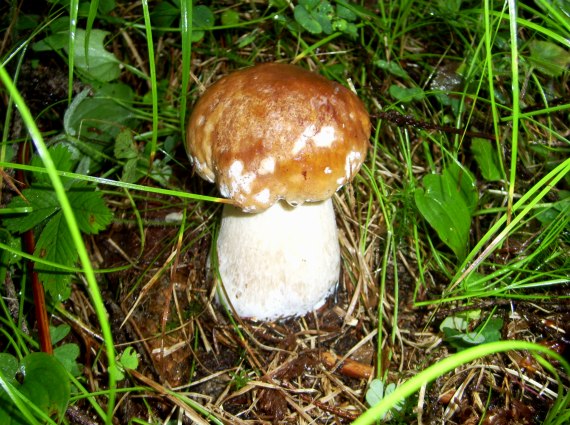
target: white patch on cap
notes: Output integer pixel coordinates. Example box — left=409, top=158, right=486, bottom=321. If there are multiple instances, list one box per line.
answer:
left=196, top=115, right=205, bottom=126
left=345, top=151, right=362, bottom=178
left=292, top=125, right=316, bottom=155
left=258, top=157, right=275, bottom=175
left=254, top=188, right=271, bottom=205
left=228, top=160, right=256, bottom=195
left=324, top=167, right=332, bottom=174
left=313, top=126, right=335, bottom=148
left=229, top=160, right=244, bottom=178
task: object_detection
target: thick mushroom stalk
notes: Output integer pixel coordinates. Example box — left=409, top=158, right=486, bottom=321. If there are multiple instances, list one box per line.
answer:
left=186, top=63, right=370, bottom=320
left=216, top=200, right=339, bottom=320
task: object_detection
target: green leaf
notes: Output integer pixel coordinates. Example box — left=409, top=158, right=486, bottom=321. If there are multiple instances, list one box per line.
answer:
left=3, top=188, right=60, bottom=233
left=191, top=5, right=215, bottom=42
left=64, top=84, right=136, bottom=145
left=471, top=138, right=503, bottom=181
left=477, top=318, right=503, bottom=343
left=221, top=9, right=240, bottom=26
left=54, top=344, right=82, bottom=377
left=0, top=354, right=19, bottom=386
left=20, top=353, right=70, bottom=418
left=441, top=312, right=502, bottom=351
left=67, top=29, right=121, bottom=82
left=294, top=6, right=323, bottom=34
left=34, top=213, right=75, bottom=300
left=336, top=3, right=358, bottom=21
left=122, top=158, right=140, bottom=183
left=389, top=85, right=425, bottom=102
left=365, top=379, right=405, bottom=419
left=414, top=163, right=477, bottom=259
left=528, top=40, right=570, bottom=77
left=114, top=129, right=138, bottom=159
left=32, top=31, right=69, bottom=51
left=119, top=347, right=139, bottom=370
left=374, top=59, right=409, bottom=78
left=50, top=324, right=71, bottom=345
left=151, top=1, right=179, bottom=28
left=366, top=379, right=385, bottom=407
left=30, top=144, right=76, bottom=187
left=193, top=5, right=215, bottom=28
left=68, top=186, right=113, bottom=234
left=0, top=353, right=71, bottom=423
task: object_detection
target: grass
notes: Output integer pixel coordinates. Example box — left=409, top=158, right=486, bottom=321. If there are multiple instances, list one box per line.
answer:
left=0, top=0, right=569, bottom=424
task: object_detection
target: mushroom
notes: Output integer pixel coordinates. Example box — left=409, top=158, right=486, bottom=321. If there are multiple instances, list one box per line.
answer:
left=186, top=62, right=370, bottom=320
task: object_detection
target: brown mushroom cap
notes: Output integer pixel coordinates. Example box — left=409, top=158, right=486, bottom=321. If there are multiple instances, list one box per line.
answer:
left=186, top=63, right=371, bottom=212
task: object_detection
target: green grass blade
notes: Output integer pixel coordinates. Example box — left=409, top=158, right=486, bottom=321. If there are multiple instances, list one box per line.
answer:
left=507, top=0, right=520, bottom=223
left=68, top=0, right=79, bottom=104
left=141, top=0, right=159, bottom=163
left=179, top=0, right=193, bottom=135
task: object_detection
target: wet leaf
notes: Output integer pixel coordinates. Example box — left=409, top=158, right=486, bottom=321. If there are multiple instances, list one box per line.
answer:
left=414, top=163, right=477, bottom=259
left=529, top=40, right=570, bottom=77
left=471, top=138, right=503, bottom=181
left=0, top=353, right=70, bottom=424
left=389, top=85, right=425, bottom=102
left=69, top=29, right=120, bottom=82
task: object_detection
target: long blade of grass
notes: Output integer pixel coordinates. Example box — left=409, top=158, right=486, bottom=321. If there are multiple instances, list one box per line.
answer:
left=0, top=65, right=117, bottom=425
left=140, top=0, right=159, bottom=163
left=0, top=161, right=228, bottom=204
left=179, top=0, right=193, bottom=135
left=506, top=0, right=520, bottom=223
left=68, top=0, right=79, bottom=104
left=85, top=0, right=100, bottom=67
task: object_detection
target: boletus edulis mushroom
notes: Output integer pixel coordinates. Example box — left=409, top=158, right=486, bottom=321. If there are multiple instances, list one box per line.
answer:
left=186, top=62, right=371, bottom=320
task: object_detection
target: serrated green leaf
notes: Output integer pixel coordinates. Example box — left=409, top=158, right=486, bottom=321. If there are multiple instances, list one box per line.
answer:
left=68, top=187, right=113, bottom=234
left=114, top=129, right=138, bottom=159
left=471, top=138, right=503, bottom=181
left=34, top=213, right=75, bottom=300
left=68, top=29, right=120, bottom=82
left=529, top=40, right=570, bottom=77
left=30, top=144, right=76, bottom=187
left=414, top=163, right=477, bottom=259
left=122, top=158, right=140, bottom=183
left=3, top=188, right=60, bottom=233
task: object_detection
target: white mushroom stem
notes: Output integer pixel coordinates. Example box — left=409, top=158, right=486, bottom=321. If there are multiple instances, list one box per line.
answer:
left=214, top=199, right=340, bottom=320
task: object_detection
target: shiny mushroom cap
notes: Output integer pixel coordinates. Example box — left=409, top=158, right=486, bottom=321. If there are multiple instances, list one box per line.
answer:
left=186, top=62, right=371, bottom=212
